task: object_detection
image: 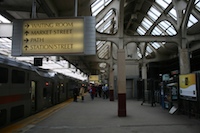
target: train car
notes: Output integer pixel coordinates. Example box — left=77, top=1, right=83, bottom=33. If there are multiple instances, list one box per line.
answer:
left=29, top=68, right=56, bottom=113
left=0, top=56, right=34, bottom=126
left=0, top=56, right=83, bottom=127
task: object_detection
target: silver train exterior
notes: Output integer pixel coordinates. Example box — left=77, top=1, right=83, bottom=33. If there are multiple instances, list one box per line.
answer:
left=0, top=56, right=81, bottom=127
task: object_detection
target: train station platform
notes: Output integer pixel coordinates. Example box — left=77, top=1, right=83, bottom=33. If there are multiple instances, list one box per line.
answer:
left=1, top=93, right=200, bottom=133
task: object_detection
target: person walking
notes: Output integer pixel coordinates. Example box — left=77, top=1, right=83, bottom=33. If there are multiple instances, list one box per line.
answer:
left=79, top=84, right=85, bottom=101
left=102, top=84, right=108, bottom=99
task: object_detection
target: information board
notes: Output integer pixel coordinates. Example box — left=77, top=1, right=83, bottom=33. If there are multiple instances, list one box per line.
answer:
left=12, top=17, right=96, bottom=56
left=22, top=19, right=84, bottom=54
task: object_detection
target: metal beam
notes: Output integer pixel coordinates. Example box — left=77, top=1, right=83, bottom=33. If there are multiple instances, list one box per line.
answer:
left=96, top=32, right=180, bottom=46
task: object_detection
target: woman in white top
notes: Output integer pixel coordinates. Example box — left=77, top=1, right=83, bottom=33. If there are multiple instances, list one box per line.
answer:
left=79, top=84, right=85, bottom=101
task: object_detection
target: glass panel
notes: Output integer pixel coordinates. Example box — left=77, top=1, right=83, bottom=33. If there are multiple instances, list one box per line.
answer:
left=146, top=46, right=153, bottom=53
left=169, top=8, right=177, bottom=20
left=137, top=48, right=142, bottom=58
left=0, top=67, right=8, bottom=83
left=137, top=26, right=146, bottom=35
left=195, top=0, right=200, bottom=11
left=12, top=69, right=25, bottom=84
left=155, top=0, right=172, bottom=9
left=148, top=11, right=158, bottom=21
left=156, top=20, right=177, bottom=35
left=96, top=20, right=104, bottom=28
left=187, top=14, right=198, bottom=28
left=151, top=42, right=161, bottom=49
left=0, top=14, right=11, bottom=23
left=149, top=6, right=161, bottom=18
left=152, top=27, right=162, bottom=35
left=142, top=18, right=153, bottom=30
left=91, top=0, right=113, bottom=16
left=166, top=26, right=177, bottom=35
left=156, top=0, right=171, bottom=9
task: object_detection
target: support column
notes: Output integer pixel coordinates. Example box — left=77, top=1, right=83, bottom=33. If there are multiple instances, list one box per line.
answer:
left=179, top=48, right=190, bottom=74
left=141, top=63, right=148, bottom=103
left=117, top=49, right=126, bottom=117
left=109, top=62, right=114, bottom=101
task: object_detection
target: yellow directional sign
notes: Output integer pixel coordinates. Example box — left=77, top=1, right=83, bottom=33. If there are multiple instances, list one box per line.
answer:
left=22, top=18, right=84, bottom=55
left=89, top=75, right=99, bottom=81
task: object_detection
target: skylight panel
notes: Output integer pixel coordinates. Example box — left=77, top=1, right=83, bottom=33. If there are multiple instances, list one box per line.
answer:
left=147, top=11, right=159, bottom=21
left=137, top=48, right=142, bottom=58
left=155, top=0, right=171, bottom=9
left=91, top=0, right=112, bottom=16
left=137, top=26, right=146, bottom=35
left=187, top=14, right=198, bottom=28
left=169, top=8, right=177, bottom=20
left=103, top=20, right=112, bottom=30
left=151, top=42, right=161, bottom=49
left=96, top=19, right=104, bottom=28
left=159, top=21, right=171, bottom=30
left=148, top=6, right=161, bottom=20
left=0, top=15, right=11, bottom=23
left=146, top=46, right=153, bottom=53
left=1, top=38, right=11, bottom=42
left=157, top=20, right=177, bottom=35
left=141, top=18, right=153, bottom=30
left=104, top=9, right=114, bottom=20
left=166, top=26, right=177, bottom=35
left=152, top=27, right=163, bottom=35
left=97, top=41, right=106, bottom=50
left=195, top=0, right=200, bottom=11
left=105, top=0, right=112, bottom=6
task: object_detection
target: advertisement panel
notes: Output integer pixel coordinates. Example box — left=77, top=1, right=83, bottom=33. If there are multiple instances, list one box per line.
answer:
left=179, top=73, right=197, bottom=100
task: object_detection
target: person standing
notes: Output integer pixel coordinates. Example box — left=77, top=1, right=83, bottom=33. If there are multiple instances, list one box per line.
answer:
left=97, top=84, right=102, bottom=98
left=73, top=85, right=79, bottom=102
left=79, top=84, right=85, bottom=101
left=89, top=84, right=96, bottom=100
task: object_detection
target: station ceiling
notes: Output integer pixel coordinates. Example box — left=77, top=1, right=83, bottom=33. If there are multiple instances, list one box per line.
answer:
left=1, top=0, right=200, bottom=80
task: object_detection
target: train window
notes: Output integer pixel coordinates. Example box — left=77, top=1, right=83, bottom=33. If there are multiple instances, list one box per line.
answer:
left=12, top=69, right=25, bottom=83
left=0, top=66, right=8, bottom=83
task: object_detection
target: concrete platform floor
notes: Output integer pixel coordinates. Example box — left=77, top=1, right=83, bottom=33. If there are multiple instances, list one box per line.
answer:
left=1, top=93, right=200, bottom=133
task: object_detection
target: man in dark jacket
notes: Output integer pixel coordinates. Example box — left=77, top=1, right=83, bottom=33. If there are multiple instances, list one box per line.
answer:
left=73, top=85, right=79, bottom=102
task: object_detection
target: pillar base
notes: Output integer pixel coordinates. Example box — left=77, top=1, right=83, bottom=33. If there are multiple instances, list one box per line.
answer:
left=109, top=90, right=114, bottom=101
left=118, top=93, right=126, bottom=117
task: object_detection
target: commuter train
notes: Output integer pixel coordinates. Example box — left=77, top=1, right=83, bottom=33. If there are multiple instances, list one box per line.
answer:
left=0, top=55, right=84, bottom=127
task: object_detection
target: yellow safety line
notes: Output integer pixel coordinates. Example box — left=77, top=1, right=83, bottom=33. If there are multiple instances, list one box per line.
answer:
left=0, top=98, right=73, bottom=133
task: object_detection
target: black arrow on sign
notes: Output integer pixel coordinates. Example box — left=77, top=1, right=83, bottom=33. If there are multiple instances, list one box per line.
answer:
left=24, top=45, right=29, bottom=50
left=24, top=31, right=29, bottom=36
left=25, top=24, right=29, bottom=28
left=24, top=38, right=29, bottom=43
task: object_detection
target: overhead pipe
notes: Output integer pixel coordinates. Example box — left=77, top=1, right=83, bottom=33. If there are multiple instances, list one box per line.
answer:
left=74, top=0, right=78, bottom=17
left=31, top=0, right=37, bottom=18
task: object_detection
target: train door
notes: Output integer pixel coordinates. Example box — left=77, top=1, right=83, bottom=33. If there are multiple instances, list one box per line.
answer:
left=51, top=82, right=55, bottom=105
left=66, top=82, right=69, bottom=99
left=126, top=79, right=133, bottom=99
left=30, top=81, right=37, bottom=114
left=57, top=83, right=61, bottom=103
